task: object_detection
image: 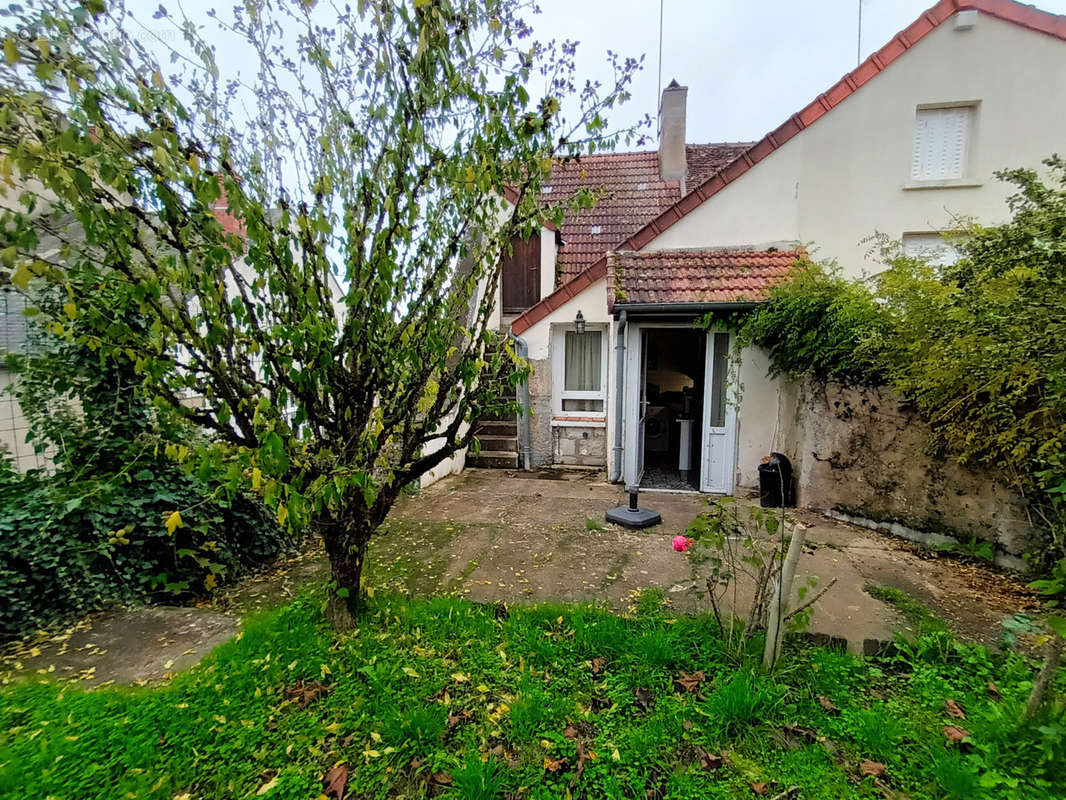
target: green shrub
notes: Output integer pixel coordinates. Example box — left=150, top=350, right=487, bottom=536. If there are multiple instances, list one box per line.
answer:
left=734, top=259, right=894, bottom=385
left=0, top=284, right=297, bottom=637
left=731, top=157, right=1066, bottom=574
left=0, top=458, right=294, bottom=637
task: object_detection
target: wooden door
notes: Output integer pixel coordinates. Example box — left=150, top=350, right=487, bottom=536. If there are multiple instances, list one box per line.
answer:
left=501, top=234, right=541, bottom=313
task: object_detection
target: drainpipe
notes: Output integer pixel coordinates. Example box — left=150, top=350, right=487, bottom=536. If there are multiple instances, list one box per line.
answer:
left=508, top=328, right=532, bottom=470
left=610, top=311, right=627, bottom=483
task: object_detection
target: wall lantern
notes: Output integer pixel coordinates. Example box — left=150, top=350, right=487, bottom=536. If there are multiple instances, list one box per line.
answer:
left=574, top=310, right=586, bottom=335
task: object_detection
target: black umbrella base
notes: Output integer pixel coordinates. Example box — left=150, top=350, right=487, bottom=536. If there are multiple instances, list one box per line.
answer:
left=606, top=488, right=662, bottom=529
left=605, top=505, right=662, bottom=529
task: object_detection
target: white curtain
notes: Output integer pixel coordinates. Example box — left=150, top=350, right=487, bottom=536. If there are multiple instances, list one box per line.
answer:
left=564, top=330, right=602, bottom=391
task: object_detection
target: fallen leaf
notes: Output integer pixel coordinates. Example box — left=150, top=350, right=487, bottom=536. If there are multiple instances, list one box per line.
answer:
left=749, top=782, right=768, bottom=795
left=818, top=696, right=840, bottom=714
left=942, top=725, right=970, bottom=744
left=590, top=657, right=606, bottom=675
left=446, top=710, right=472, bottom=729
left=695, top=745, right=724, bottom=771
left=944, top=699, right=966, bottom=720
left=543, top=756, right=567, bottom=772
left=860, top=760, right=886, bottom=778
left=674, top=670, right=706, bottom=693
left=563, top=725, right=580, bottom=739
left=322, top=764, right=348, bottom=800
left=283, top=680, right=330, bottom=709
left=591, top=695, right=611, bottom=712
left=987, top=682, right=1001, bottom=702
left=634, top=687, right=654, bottom=712
left=682, top=720, right=693, bottom=731
left=256, top=775, right=279, bottom=795
left=427, top=771, right=452, bottom=798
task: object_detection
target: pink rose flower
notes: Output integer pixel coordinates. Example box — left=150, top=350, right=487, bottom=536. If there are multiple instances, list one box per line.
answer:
left=672, top=535, right=692, bottom=553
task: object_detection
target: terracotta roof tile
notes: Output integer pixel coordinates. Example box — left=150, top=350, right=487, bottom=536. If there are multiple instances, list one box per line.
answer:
left=608, top=248, right=807, bottom=307
left=540, top=144, right=750, bottom=284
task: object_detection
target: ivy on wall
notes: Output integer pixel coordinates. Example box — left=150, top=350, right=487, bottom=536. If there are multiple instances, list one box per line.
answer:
left=724, top=157, right=1066, bottom=580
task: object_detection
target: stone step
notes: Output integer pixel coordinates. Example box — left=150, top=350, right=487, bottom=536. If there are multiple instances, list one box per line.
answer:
left=476, top=434, right=517, bottom=452
left=466, top=451, right=519, bottom=469
left=475, top=419, right=517, bottom=437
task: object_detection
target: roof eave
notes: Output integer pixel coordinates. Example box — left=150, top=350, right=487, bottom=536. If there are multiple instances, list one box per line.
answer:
left=613, top=300, right=760, bottom=316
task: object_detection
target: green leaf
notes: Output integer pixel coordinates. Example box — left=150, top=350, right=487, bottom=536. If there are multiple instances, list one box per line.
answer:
left=1046, top=615, right=1066, bottom=639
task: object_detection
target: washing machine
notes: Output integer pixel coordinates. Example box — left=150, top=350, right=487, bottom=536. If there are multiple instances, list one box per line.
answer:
left=644, top=406, right=672, bottom=453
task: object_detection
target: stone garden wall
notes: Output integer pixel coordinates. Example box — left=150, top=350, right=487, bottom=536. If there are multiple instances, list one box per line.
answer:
left=776, top=379, right=1041, bottom=569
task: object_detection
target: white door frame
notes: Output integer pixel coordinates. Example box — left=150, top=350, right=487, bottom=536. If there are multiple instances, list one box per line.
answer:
left=700, top=329, right=739, bottom=495
left=623, top=322, right=738, bottom=493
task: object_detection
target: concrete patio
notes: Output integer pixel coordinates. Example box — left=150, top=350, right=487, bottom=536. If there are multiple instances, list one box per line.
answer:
left=3, top=467, right=1037, bottom=686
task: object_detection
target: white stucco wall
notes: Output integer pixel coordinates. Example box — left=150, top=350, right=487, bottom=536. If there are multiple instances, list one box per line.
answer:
left=734, top=346, right=786, bottom=488
left=649, top=11, right=1066, bottom=279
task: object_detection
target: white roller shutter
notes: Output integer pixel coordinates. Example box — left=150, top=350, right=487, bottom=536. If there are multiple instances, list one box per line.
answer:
left=911, top=107, right=973, bottom=180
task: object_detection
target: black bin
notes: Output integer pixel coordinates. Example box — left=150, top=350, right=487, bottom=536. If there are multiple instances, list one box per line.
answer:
left=758, top=452, right=795, bottom=508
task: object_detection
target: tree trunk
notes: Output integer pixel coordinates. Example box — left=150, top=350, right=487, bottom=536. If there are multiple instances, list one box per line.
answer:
left=1026, top=635, right=1063, bottom=719
left=764, top=522, right=807, bottom=670
left=320, top=513, right=372, bottom=632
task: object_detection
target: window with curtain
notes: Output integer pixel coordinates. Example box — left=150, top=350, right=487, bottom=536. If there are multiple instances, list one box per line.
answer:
left=557, top=328, right=605, bottom=414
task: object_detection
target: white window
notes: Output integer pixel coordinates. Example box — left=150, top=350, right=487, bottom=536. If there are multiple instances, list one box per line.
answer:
left=902, top=232, right=960, bottom=267
left=553, top=326, right=607, bottom=417
left=911, top=105, right=975, bottom=181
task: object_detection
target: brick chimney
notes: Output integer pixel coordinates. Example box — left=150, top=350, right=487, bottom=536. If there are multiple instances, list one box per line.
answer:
left=211, top=177, right=245, bottom=238
left=658, top=79, right=687, bottom=189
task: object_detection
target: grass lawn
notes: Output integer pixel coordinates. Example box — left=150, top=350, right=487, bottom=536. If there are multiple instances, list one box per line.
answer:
left=1, top=590, right=1063, bottom=800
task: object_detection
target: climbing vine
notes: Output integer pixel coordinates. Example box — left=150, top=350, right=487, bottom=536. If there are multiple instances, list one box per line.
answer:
left=725, top=157, right=1066, bottom=579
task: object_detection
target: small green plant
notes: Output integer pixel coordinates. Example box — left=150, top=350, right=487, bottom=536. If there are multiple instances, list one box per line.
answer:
left=452, top=754, right=506, bottom=800
left=635, top=587, right=668, bottom=618
left=842, top=707, right=905, bottom=758
left=929, top=750, right=982, bottom=799
left=381, top=705, right=447, bottom=749
left=681, top=497, right=832, bottom=664
left=508, top=679, right=572, bottom=741
left=634, top=629, right=674, bottom=668
left=937, top=535, right=995, bottom=563
left=584, top=516, right=606, bottom=532
left=698, top=671, right=781, bottom=739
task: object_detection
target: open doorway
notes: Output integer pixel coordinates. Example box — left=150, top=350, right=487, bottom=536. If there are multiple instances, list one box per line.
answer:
left=639, top=328, right=705, bottom=491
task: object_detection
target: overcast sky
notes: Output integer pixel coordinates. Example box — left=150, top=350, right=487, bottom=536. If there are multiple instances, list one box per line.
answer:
left=526, top=0, right=1066, bottom=145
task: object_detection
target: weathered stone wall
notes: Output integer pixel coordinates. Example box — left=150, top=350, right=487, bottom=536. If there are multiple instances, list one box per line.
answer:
left=778, top=379, right=1040, bottom=566
left=553, top=425, right=607, bottom=467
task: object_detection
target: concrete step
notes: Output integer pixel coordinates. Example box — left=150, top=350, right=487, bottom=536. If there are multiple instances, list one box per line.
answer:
left=475, top=419, right=517, bottom=437
left=467, top=451, right=519, bottom=469
left=476, top=434, right=517, bottom=452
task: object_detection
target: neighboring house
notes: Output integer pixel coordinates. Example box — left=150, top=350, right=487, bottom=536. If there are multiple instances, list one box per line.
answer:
left=0, top=287, right=45, bottom=471
left=483, top=0, right=1066, bottom=499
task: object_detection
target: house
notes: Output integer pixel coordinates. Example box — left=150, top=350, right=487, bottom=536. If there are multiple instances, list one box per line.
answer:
left=480, top=0, right=1066, bottom=502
